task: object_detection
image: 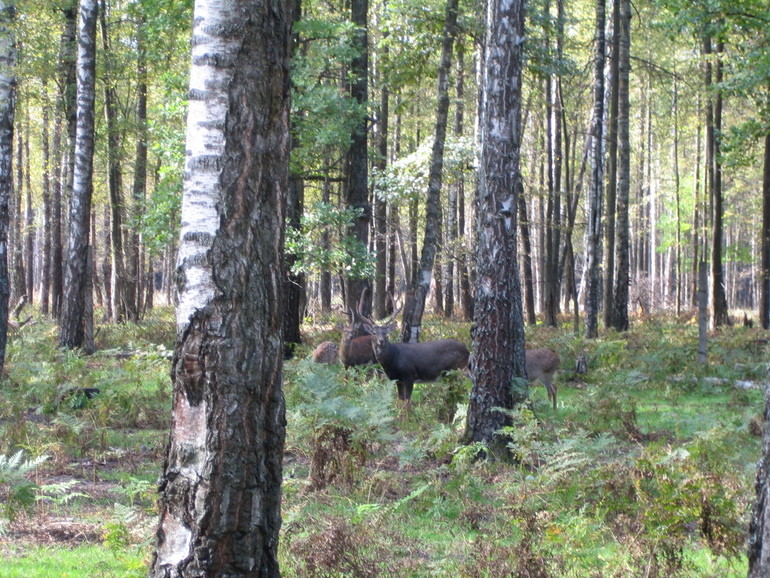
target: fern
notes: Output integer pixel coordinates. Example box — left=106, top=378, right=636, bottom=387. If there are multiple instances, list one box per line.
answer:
left=0, top=450, right=49, bottom=521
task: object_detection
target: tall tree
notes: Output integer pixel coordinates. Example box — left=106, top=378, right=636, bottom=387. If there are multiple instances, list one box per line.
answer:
left=52, top=2, right=77, bottom=319
left=98, top=0, right=128, bottom=322
left=0, top=0, right=14, bottom=378
left=345, top=0, right=371, bottom=319
left=584, top=0, right=606, bottom=339
left=147, top=0, right=291, bottom=573
left=464, top=0, right=527, bottom=456
left=399, top=0, right=457, bottom=342
left=602, top=0, right=620, bottom=329
left=59, top=0, right=97, bottom=351
left=706, top=37, right=729, bottom=327
left=610, top=0, right=630, bottom=331
left=762, top=130, right=770, bottom=329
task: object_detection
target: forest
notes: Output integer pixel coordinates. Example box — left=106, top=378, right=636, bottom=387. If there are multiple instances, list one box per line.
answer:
left=0, top=0, right=769, bottom=576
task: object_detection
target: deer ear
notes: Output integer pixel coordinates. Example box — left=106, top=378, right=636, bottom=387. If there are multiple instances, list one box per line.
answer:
left=386, top=323, right=398, bottom=334
left=362, top=322, right=373, bottom=333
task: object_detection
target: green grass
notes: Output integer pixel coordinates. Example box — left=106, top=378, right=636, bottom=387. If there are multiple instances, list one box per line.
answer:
left=0, top=545, right=147, bottom=578
left=0, top=308, right=767, bottom=576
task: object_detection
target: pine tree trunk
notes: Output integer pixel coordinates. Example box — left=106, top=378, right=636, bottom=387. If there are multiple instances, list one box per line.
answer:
left=464, top=0, right=526, bottom=457
left=400, top=0, right=457, bottom=342
left=59, top=0, right=97, bottom=350
left=0, top=0, right=15, bottom=378
left=709, top=39, right=730, bottom=326
left=760, top=131, right=770, bottom=329
left=345, top=0, right=371, bottom=320
left=585, top=0, right=606, bottom=339
left=23, top=119, right=33, bottom=304
left=611, top=0, right=630, bottom=331
left=148, top=0, right=291, bottom=573
left=40, top=87, right=51, bottom=315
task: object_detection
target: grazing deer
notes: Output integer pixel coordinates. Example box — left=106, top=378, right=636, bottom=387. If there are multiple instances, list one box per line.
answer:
left=526, top=348, right=560, bottom=411
left=359, top=296, right=469, bottom=401
left=311, top=341, right=339, bottom=364
left=338, top=290, right=376, bottom=369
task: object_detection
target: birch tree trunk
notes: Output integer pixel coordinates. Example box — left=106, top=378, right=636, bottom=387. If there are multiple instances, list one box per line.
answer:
left=147, top=0, right=291, bottom=573
left=464, top=0, right=527, bottom=456
left=0, top=0, right=15, bottom=378
left=59, top=0, right=97, bottom=351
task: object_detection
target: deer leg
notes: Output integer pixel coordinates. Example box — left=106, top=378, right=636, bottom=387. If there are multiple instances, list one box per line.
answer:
left=543, top=377, right=557, bottom=411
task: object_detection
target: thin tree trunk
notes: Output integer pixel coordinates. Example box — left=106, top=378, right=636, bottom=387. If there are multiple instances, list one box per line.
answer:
left=611, top=0, right=630, bottom=331
left=23, top=117, right=32, bottom=303
left=584, top=0, right=606, bottom=339
left=603, top=0, right=620, bottom=328
left=400, top=0, right=457, bottom=342
left=709, top=38, right=730, bottom=326
left=374, top=3, right=389, bottom=320
left=40, top=84, right=52, bottom=315
left=761, top=131, right=770, bottom=329
left=0, top=0, right=15, bottom=378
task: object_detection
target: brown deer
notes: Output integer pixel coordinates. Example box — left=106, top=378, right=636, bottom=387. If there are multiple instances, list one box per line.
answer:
left=358, top=296, right=469, bottom=401
left=338, top=290, right=376, bottom=369
left=526, top=348, right=560, bottom=411
left=311, top=341, right=339, bottom=364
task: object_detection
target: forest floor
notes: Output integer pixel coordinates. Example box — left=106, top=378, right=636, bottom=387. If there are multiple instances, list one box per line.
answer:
left=0, top=308, right=765, bottom=577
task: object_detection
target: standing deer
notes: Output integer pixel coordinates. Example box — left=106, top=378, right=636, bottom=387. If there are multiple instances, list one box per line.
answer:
left=338, top=290, right=376, bottom=369
left=359, top=296, right=469, bottom=401
left=526, top=348, right=560, bottom=411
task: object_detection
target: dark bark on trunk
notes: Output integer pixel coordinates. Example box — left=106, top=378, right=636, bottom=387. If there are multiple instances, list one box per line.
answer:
left=283, top=0, right=305, bottom=358
left=761, top=131, right=770, bottom=329
left=0, top=1, right=15, bottom=379
left=148, top=0, right=291, bottom=574
left=126, top=16, right=149, bottom=322
left=99, top=0, right=127, bottom=322
left=374, top=6, right=389, bottom=320
left=748, top=370, right=770, bottom=576
left=603, top=0, right=620, bottom=329
left=518, top=183, right=536, bottom=325
left=10, top=129, right=23, bottom=306
left=584, top=0, right=606, bottom=339
left=345, top=0, right=371, bottom=321
left=24, top=119, right=32, bottom=304
left=40, top=88, right=51, bottom=315
left=59, top=0, right=97, bottom=351
left=400, top=0, right=457, bottom=342
left=709, top=38, right=730, bottom=327
left=464, top=0, right=527, bottom=457
left=610, top=0, right=630, bottom=331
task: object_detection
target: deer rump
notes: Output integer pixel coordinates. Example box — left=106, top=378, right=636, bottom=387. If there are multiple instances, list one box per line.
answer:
left=376, top=339, right=469, bottom=400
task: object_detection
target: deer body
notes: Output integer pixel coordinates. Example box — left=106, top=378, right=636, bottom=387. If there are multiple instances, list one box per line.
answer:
left=526, top=348, right=560, bottom=410
left=371, top=336, right=469, bottom=400
left=311, top=341, right=339, bottom=364
left=337, top=289, right=376, bottom=369
left=338, top=332, right=375, bottom=368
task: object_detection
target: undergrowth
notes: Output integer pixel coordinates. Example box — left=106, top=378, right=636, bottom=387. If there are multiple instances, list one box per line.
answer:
left=0, top=308, right=764, bottom=576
